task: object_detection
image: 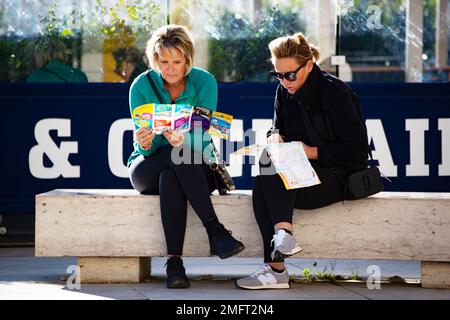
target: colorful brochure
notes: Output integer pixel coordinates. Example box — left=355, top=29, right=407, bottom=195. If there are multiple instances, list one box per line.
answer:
left=132, top=104, right=233, bottom=139
left=208, top=111, right=233, bottom=140
left=132, top=103, right=193, bottom=134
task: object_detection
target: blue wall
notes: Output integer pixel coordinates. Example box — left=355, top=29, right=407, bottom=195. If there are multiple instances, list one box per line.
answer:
left=1, top=82, right=449, bottom=214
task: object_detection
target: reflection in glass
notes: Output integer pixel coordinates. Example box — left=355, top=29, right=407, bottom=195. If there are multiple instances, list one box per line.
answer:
left=0, top=0, right=448, bottom=83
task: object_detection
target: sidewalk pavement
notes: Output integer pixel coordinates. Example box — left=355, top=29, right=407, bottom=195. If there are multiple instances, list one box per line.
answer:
left=1, top=247, right=450, bottom=300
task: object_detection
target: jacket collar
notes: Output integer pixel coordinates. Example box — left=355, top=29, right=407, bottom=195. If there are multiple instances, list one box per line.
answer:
left=291, top=63, right=323, bottom=105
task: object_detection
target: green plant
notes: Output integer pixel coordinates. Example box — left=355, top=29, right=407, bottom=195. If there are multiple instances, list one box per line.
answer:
left=1, top=0, right=163, bottom=82
left=348, top=263, right=361, bottom=281
left=204, top=3, right=306, bottom=82
left=301, top=261, right=345, bottom=284
left=0, top=3, right=83, bottom=82
left=87, top=0, right=162, bottom=50
left=302, top=267, right=314, bottom=283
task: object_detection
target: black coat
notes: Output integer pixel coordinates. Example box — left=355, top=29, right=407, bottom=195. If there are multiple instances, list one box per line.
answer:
left=270, top=63, right=369, bottom=177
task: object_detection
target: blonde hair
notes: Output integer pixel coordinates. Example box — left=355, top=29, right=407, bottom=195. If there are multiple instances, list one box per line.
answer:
left=146, top=24, right=194, bottom=75
left=269, top=32, right=320, bottom=66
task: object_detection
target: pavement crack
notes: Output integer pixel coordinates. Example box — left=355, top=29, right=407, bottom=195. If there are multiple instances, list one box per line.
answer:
left=129, top=285, right=150, bottom=300
left=333, top=282, right=372, bottom=300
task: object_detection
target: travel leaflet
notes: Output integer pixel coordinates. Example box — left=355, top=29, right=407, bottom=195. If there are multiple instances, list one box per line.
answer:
left=132, top=103, right=193, bottom=134
left=266, top=142, right=321, bottom=190
left=233, top=142, right=321, bottom=190
left=132, top=103, right=233, bottom=139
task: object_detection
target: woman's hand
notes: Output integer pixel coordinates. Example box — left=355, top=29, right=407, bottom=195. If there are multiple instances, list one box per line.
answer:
left=163, top=129, right=185, bottom=147
left=267, top=133, right=284, bottom=144
left=301, top=142, right=318, bottom=160
left=136, top=127, right=155, bottom=151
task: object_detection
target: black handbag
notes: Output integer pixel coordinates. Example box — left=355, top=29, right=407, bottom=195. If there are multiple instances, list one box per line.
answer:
left=189, top=104, right=235, bottom=195
left=210, top=158, right=236, bottom=195
left=346, top=166, right=384, bottom=199
left=297, top=101, right=384, bottom=199
left=146, top=72, right=235, bottom=195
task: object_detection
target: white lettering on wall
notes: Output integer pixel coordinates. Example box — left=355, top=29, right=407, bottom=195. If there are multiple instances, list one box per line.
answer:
left=29, top=119, right=80, bottom=179
left=366, top=119, right=398, bottom=177
left=108, top=119, right=133, bottom=178
left=406, top=119, right=429, bottom=176
left=439, top=118, right=450, bottom=176
left=28, top=117, right=449, bottom=180
left=251, top=119, right=272, bottom=177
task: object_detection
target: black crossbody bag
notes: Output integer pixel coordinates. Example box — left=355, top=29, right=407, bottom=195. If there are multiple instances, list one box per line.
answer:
left=146, top=72, right=235, bottom=195
left=297, top=101, right=384, bottom=199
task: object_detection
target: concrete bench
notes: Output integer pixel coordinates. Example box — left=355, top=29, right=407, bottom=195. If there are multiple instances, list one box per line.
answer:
left=35, top=190, right=450, bottom=288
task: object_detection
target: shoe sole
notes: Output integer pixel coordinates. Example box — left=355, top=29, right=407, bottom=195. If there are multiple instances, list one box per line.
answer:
left=212, top=243, right=246, bottom=259
left=235, top=280, right=290, bottom=290
left=272, top=246, right=303, bottom=261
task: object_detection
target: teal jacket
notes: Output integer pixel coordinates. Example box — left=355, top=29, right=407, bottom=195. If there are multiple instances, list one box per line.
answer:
left=26, top=60, right=88, bottom=83
left=127, top=67, right=218, bottom=167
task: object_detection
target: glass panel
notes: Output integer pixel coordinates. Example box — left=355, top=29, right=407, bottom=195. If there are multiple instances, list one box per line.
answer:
left=0, top=0, right=166, bottom=83
left=423, top=0, right=450, bottom=82
left=1, top=0, right=447, bottom=83
left=338, top=0, right=449, bottom=83
left=169, top=0, right=312, bottom=82
left=339, top=0, right=407, bottom=82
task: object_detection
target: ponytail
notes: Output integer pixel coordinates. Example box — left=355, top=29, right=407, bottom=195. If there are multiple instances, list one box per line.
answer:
left=269, top=32, right=320, bottom=65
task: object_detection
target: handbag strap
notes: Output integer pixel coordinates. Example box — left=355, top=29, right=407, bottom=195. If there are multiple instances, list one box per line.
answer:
left=146, top=71, right=165, bottom=104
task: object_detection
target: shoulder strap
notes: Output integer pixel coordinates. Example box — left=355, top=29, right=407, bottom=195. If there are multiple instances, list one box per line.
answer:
left=146, top=71, right=164, bottom=104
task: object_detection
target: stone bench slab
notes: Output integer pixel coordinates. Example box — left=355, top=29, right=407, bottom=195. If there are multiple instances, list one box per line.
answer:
left=35, top=190, right=450, bottom=287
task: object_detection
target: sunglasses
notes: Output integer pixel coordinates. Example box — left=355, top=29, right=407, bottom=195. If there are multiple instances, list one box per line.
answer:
left=269, top=59, right=309, bottom=82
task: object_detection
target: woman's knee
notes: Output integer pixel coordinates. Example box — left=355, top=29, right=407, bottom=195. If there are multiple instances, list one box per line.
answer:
left=128, top=157, right=158, bottom=194
left=159, top=167, right=177, bottom=182
left=130, top=174, right=156, bottom=194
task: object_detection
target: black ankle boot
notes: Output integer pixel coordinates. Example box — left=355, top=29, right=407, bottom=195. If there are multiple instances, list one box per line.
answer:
left=165, top=256, right=190, bottom=289
left=206, top=221, right=245, bottom=259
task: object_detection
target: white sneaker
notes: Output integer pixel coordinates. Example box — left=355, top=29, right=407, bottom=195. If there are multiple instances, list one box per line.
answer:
left=271, top=229, right=302, bottom=261
left=235, top=264, right=290, bottom=290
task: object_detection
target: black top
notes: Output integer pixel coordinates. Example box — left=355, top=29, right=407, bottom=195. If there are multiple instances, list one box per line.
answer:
left=271, top=63, right=369, bottom=176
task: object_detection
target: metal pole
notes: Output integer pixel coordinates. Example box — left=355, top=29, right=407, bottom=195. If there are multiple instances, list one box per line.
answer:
left=335, top=6, right=340, bottom=78
left=405, top=0, right=423, bottom=82
left=435, top=0, right=449, bottom=69
left=166, top=0, right=170, bottom=25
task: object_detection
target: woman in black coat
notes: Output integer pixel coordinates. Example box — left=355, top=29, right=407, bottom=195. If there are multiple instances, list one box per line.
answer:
left=236, top=33, right=369, bottom=290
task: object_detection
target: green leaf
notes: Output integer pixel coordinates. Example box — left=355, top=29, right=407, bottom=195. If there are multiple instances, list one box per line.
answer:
left=60, top=28, right=73, bottom=37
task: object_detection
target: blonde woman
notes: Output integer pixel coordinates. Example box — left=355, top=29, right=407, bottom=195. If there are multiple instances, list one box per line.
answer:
left=236, top=33, right=369, bottom=290
left=128, top=25, right=245, bottom=289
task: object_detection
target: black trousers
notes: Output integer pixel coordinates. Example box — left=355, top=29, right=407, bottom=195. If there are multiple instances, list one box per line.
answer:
left=128, top=145, right=217, bottom=255
left=253, top=151, right=347, bottom=263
